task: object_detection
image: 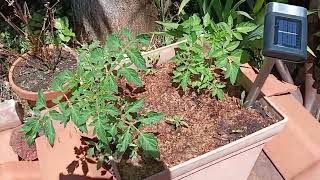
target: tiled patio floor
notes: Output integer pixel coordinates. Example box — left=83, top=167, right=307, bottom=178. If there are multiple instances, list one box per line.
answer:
left=248, top=151, right=284, bottom=180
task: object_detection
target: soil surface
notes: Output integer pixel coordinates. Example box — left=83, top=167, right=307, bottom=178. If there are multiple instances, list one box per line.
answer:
left=118, top=63, right=279, bottom=180
left=13, top=47, right=76, bottom=92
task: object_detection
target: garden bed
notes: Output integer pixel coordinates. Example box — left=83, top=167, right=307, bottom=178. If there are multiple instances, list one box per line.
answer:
left=117, top=63, right=280, bottom=180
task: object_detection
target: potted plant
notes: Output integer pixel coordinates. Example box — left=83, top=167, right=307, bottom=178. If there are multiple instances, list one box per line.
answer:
left=0, top=0, right=77, bottom=103
left=21, top=11, right=288, bottom=179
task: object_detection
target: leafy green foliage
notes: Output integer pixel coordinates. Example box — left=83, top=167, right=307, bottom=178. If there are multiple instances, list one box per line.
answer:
left=54, top=17, right=75, bottom=43
left=162, top=14, right=255, bottom=99
left=23, top=29, right=164, bottom=161
left=165, top=115, right=189, bottom=129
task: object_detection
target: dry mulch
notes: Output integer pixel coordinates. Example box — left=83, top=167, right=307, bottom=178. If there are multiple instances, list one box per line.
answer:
left=118, top=63, right=279, bottom=180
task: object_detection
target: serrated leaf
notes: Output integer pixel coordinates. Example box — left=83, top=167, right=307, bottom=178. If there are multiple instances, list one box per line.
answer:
left=126, top=48, right=146, bottom=70
left=35, top=90, right=46, bottom=109
left=126, top=99, right=144, bottom=113
left=181, top=71, right=190, bottom=90
left=122, top=28, right=133, bottom=40
left=104, top=75, right=118, bottom=93
left=95, top=120, right=109, bottom=144
left=225, top=62, right=239, bottom=85
left=44, top=120, right=55, bottom=146
left=109, top=124, right=117, bottom=137
left=215, top=56, right=228, bottom=68
left=117, top=129, right=132, bottom=154
left=139, top=112, right=164, bottom=125
left=136, top=34, right=150, bottom=45
left=236, top=22, right=257, bottom=34
left=106, top=104, right=119, bottom=116
left=87, top=147, right=95, bottom=156
left=226, top=41, right=240, bottom=52
left=119, top=67, right=142, bottom=86
left=106, top=34, right=120, bottom=49
left=51, top=70, right=72, bottom=91
left=138, top=133, right=159, bottom=158
left=209, top=47, right=224, bottom=58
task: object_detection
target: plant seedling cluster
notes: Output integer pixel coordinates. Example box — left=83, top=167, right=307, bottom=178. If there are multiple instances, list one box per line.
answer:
left=162, top=14, right=257, bottom=99
left=166, top=115, right=189, bottom=129
left=22, top=29, right=164, bottom=164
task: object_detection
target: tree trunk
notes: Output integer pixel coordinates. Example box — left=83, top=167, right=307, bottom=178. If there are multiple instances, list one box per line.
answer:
left=69, top=0, right=157, bottom=41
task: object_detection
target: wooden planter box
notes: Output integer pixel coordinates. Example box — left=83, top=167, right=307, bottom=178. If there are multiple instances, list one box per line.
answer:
left=114, top=44, right=289, bottom=180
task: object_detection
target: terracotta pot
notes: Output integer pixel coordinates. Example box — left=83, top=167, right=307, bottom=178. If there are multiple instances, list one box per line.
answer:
left=103, top=44, right=289, bottom=180
left=8, top=46, right=77, bottom=103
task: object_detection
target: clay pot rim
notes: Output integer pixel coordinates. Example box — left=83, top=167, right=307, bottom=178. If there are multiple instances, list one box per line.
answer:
left=8, top=45, right=77, bottom=101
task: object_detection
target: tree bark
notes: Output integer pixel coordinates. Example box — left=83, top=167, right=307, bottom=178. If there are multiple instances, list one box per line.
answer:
left=69, top=0, right=157, bottom=41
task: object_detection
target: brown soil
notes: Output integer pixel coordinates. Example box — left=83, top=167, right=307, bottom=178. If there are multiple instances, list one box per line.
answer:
left=9, top=127, right=37, bottom=161
left=13, top=47, right=76, bottom=92
left=118, top=63, right=279, bottom=180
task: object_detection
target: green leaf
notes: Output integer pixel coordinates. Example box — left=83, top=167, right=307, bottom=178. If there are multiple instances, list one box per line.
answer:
left=109, top=124, right=117, bottom=137
left=51, top=70, right=72, bottom=91
left=226, top=41, right=240, bottom=52
left=106, top=34, right=120, bottom=49
left=126, top=99, right=144, bottom=113
left=122, top=28, right=133, bottom=40
left=236, top=11, right=254, bottom=20
left=54, top=18, right=64, bottom=29
left=156, top=21, right=179, bottom=30
left=232, top=31, right=243, bottom=40
left=87, top=147, right=95, bottom=156
left=227, top=15, right=233, bottom=28
left=126, top=48, right=146, bottom=70
left=44, top=120, right=55, bottom=146
left=105, top=104, right=119, bottom=116
left=136, top=34, right=150, bottom=45
left=138, top=133, right=159, bottom=158
left=215, top=56, right=228, bottom=68
left=209, top=47, right=224, bottom=58
left=48, top=109, right=67, bottom=124
left=119, top=67, right=142, bottom=86
left=236, top=22, right=257, bottom=34
left=253, top=0, right=264, bottom=14
left=104, top=74, right=118, bottom=93
left=181, top=71, right=190, bottom=90
left=94, top=117, right=110, bottom=144
left=203, top=13, right=211, bottom=27
left=225, top=62, right=239, bottom=85
left=139, top=112, right=164, bottom=125
left=178, top=0, right=191, bottom=14
left=117, top=129, right=132, bottom=154
left=35, top=90, right=46, bottom=109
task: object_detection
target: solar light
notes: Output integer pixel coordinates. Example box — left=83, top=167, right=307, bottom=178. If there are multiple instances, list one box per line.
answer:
left=244, top=2, right=307, bottom=108
left=263, top=2, right=307, bottom=63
